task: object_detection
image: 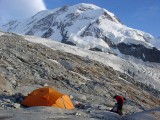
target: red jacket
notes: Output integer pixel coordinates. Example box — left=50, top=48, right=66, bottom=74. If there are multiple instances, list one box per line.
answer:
left=115, top=96, right=125, bottom=104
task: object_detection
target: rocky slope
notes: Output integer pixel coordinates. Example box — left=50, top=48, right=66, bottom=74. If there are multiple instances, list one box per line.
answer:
left=0, top=32, right=159, bottom=114
left=23, top=35, right=160, bottom=91
left=1, top=3, right=160, bottom=63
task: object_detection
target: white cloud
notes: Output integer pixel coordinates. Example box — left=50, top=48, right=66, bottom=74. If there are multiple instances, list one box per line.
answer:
left=0, top=0, right=46, bottom=25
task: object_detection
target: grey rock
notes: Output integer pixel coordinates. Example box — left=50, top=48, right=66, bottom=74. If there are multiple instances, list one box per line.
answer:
left=43, top=83, right=48, bottom=86
left=69, top=95, right=74, bottom=99
left=74, top=94, right=87, bottom=101
left=59, top=60, right=74, bottom=70
left=13, top=103, right=21, bottom=109
left=117, top=43, right=160, bottom=63
left=3, top=99, right=11, bottom=103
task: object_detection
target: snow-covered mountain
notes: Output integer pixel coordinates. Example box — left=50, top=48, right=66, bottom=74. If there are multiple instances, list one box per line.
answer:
left=1, top=3, right=160, bottom=62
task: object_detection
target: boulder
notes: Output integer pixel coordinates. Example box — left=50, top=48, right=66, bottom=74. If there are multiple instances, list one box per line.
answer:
left=43, top=83, right=48, bottom=86
left=74, top=94, right=87, bottom=101
left=13, top=103, right=21, bottom=109
left=59, top=60, right=74, bottom=70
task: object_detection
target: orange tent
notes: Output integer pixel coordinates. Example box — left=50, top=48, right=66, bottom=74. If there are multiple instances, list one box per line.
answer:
left=21, top=87, right=74, bottom=110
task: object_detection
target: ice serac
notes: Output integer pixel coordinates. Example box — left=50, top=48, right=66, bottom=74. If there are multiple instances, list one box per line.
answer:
left=1, top=3, right=160, bottom=63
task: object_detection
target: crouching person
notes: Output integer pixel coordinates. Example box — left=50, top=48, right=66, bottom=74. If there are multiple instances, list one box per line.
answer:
left=111, top=95, right=126, bottom=115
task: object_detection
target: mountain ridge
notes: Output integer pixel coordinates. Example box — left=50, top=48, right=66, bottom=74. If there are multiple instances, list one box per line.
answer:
left=1, top=3, right=160, bottom=63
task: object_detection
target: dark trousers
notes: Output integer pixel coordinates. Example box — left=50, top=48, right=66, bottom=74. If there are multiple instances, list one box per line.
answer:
left=117, top=100, right=123, bottom=115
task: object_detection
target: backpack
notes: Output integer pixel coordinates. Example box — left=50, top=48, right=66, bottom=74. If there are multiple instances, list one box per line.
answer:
left=112, top=103, right=118, bottom=112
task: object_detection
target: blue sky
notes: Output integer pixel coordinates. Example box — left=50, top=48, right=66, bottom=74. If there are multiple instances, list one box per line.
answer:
left=0, top=0, right=159, bottom=37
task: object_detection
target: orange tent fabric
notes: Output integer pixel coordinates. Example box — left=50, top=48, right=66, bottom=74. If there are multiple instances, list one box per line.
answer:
left=21, top=87, right=74, bottom=110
